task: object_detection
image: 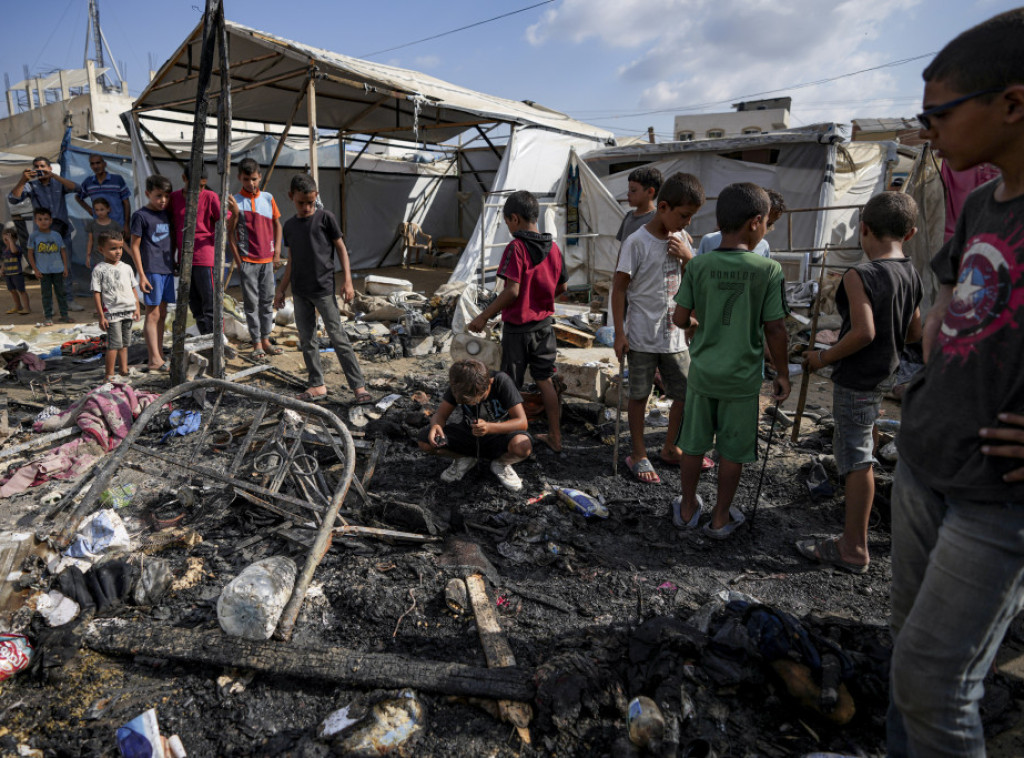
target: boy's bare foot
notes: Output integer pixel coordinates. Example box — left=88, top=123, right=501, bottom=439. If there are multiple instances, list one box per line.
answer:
left=536, top=433, right=562, bottom=454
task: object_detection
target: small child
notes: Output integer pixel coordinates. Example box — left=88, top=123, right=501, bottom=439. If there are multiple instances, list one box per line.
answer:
left=884, top=10, right=1024, bottom=754
left=231, top=157, right=284, bottom=359
left=129, top=175, right=174, bottom=372
left=91, top=230, right=140, bottom=383
left=418, top=359, right=532, bottom=492
left=612, top=172, right=704, bottom=484
left=797, top=192, right=922, bottom=574
left=25, top=207, right=70, bottom=325
left=169, top=165, right=222, bottom=335
left=85, top=197, right=123, bottom=269
left=617, top=167, right=663, bottom=248
left=696, top=189, right=787, bottom=257
left=273, top=173, right=370, bottom=404
left=672, top=183, right=790, bottom=537
left=2, top=227, right=30, bottom=315
left=468, top=190, right=566, bottom=453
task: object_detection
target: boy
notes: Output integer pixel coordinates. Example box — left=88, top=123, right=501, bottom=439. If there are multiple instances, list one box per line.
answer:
left=273, top=173, right=370, bottom=404
left=885, top=10, right=1024, bottom=757
left=672, top=183, right=790, bottom=536
left=797, top=192, right=923, bottom=574
left=612, top=172, right=704, bottom=484
left=468, top=190, right=565, bottom=453
left=617, top=167, right=662, bottom=248
left=25, top=208, right=70, bottom=325
left=85, top=197, right=123, bottom=269
left=129, top=175, right=174, bottom=373
left=418, top=358, right=532, bottom=492
left=91, top=230, right=140, bottom=383
left=169, top=165, right=222, bottom=335
left=2, top=226, right=29, bottom=315
left=230, top=157, right=284, bottom=359
left=696, top=189, right=787, bottom=257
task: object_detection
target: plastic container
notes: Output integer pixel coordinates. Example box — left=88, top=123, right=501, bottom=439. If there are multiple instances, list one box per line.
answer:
left=217, top=556, right=298, bottom=640
left=365, top=275, right=413, bottom=296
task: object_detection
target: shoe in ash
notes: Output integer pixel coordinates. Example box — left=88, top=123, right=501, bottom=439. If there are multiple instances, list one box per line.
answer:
left=441, top=456, right=476, bottom=483
left=490, top=460, right=523, bottom=492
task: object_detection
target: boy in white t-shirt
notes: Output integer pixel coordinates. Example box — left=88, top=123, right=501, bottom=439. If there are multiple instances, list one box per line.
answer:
left=612, top=172, right=705, bottom=485
left=91, top=230, right=140, bottom=382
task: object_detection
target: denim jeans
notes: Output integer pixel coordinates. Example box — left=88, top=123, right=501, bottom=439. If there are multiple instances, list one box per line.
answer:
left=292, top=291, right=365, bottom=392
left=888, top=461, right=1024, bottom=757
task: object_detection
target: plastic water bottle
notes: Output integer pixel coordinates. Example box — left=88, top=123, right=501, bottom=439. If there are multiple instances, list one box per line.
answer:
left=217, top=556, right=297, bottom=640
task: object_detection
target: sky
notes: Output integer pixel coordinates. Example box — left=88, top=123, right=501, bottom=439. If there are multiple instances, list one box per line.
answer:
left=1, top=0, right=1020, bottom=141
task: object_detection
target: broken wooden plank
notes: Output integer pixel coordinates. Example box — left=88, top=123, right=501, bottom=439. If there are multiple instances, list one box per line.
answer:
left=0, top=426, right=79, bottom=461
left=552, top=321, right=594, bottom=349
left=84, top=619, right=536, bottom=701
left=360, top=437, right=389, bottom=489
left=333, top=524, right=440, bottom=544
left=465, top=573, right=533, bottom=744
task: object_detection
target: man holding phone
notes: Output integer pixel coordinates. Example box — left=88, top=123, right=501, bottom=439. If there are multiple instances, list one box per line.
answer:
left=9, top=157, right=83, bottom=310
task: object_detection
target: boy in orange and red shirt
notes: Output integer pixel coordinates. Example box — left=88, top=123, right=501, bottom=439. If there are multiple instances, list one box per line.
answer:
left=230, top=158, right=284, bottom=359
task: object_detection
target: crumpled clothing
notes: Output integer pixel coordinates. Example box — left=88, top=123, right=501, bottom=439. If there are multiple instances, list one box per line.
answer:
left=34, top=382, right=161, bottom=452
left=65, top=509, right=131, bottom=562
left=160, top=409, right=201, bottom=444
left=0, top=438, right=104, bottom=497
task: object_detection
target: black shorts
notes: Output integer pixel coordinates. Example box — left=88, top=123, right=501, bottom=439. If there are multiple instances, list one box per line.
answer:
left=417, top=423, right=530, bottom=461
left=500, top=323, right=556, bottom=387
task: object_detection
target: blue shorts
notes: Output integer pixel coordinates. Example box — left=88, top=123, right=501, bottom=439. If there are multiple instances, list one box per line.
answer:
left=142, top=272, right=176, bottom=306
left=5, top=274, right=25, bottom=292
left=832, top=382, right=885, bottom=475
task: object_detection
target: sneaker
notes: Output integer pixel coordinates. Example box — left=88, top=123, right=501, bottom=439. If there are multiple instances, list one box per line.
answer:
left=490, top=460, right=523, bottom=492
left=440, top=456, right=476, bottom=483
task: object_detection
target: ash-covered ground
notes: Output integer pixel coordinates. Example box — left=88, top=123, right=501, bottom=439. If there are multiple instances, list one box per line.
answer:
left=2, top=350, right=1023, bottom=758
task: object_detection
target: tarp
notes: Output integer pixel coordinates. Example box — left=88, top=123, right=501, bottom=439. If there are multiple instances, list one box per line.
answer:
left=134, top=21, right=615, bottom=145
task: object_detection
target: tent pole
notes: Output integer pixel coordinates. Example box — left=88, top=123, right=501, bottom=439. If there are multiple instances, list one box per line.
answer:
left=338, top=135, right=346, bottom=236
left=171, top=0, right=219, bottom=385
left=262, top=81, right=308, bottom=190
left=307, top=73, right=318, bottom=186
left=135, top=115, right=185, bottom=168
left=211, top=2, right=231, bottom=379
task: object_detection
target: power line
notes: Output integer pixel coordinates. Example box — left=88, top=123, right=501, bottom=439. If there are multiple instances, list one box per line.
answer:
left=576, top=52, right=938, bottom=121
left=359, top=0, right=556, bottom=58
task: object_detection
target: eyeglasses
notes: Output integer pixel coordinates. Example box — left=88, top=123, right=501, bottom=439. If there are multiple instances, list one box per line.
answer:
left=917, top=87, right=1003, bottom=130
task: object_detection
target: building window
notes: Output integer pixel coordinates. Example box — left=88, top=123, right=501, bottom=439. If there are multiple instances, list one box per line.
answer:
left=678, top=131, right=694, bottom=141
left=706, top=129, right=724, bottom=138
left=742, top=127, right=762, bottom=135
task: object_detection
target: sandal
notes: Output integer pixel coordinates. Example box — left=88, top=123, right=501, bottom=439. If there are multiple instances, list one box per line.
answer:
left=795, top=536, right=869, bottom=574
left=296, top=390, right=328, bottom=403
left=251, top=349, right=267, bottom=361
left=353, top=391, right=374, bottom=405
left=670, top=494, right=704, bottom=529
left=5, top=307, right=18, bottom=315
left=264, top=346, right=284, bottom=356
left=626, top=455, right=661, bottom=484
left=43, top=320, right=53, bottom=327
left=147, top=362, right=168, bottom=373
left=702, top=506, right=746, bottom=540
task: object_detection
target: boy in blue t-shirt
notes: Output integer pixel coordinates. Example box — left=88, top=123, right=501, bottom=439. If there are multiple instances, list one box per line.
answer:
left=25, top=207, right=70, bottom=325
left=129, top=175, right=174, bottom=372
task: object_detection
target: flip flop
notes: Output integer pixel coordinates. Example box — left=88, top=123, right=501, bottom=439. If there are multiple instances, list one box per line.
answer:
left=296, top=390, right=328, bottom=403
left=251, top=349, right=267, bottom=361
left=5, top=307, right=19, bottom=315
left=626, top=455, right=661, bottom=484
left=264, top=346, right=284, bottom=356
left=147, top=362, right=168, bottom=373
left=702, top=506, right=746, bottom=540
left=353, top=391, right=374, bottom=405
left=795, top=536, right=869, bottom=574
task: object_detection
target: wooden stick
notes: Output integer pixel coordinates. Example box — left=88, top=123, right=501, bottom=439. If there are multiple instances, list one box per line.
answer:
left=612, top=356, right=625, bottom=475
left=465, top=574, right=533, bottom=745
left=84, top=619, right=535, bottom=701
left=791, top=247, right=830, bottom=442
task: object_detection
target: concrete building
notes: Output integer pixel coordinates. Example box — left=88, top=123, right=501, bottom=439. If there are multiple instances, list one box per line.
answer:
left=851, top=117, right=927, bottom=147
left=673, top=97, right=791, bottom=141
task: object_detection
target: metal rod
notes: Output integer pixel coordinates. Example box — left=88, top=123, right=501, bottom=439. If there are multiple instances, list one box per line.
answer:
left=750, top=399, right=780, bottom=530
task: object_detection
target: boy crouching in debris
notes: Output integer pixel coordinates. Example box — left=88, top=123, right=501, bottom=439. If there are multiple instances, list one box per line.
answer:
left=418, top=359, right=531, bottom=492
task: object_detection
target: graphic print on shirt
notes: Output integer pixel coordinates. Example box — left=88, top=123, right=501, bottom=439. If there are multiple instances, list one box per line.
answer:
left=35, top=240, right=60, bottom=255
left=151, top=224, right=170, bottom=244
left=461, top=396, right=509, bottom=424
left=940, top=226, right=1024, bottom=360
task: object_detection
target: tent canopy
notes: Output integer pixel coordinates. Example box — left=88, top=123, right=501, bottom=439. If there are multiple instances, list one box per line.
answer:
left=133, top=20, right=614, bottom=145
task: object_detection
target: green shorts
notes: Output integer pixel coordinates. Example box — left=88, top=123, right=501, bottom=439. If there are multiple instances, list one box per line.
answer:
left=678, top=390, right=759, bottom=463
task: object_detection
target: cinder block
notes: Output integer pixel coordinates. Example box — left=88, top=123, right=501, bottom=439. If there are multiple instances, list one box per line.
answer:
left=557, top=361, right=614, bottom=401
